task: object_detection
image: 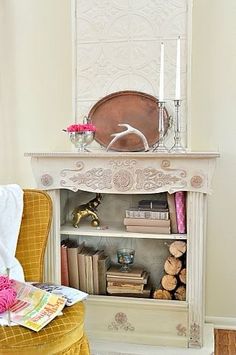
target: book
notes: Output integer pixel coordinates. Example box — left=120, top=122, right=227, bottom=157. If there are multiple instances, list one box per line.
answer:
left=138, top=199, right=168, bottom=210
left=78, top=247, right=90, bottom=292
left=167, top=193, right=178, bottom=234
left=107, top=282, right=144, bottom=292
left=31, top=283, right=88, bottom=306
left=85, top=251, right=94, bottom=294
left=60, top=243, right=69, bottom=286
left=106, top=265, right=144, bottom=278
left=2, top=280, right=66, bottom=332
left=125, top=208, right=169, bottom=220
left=107, top=271, right=149, bottom=284
left=92, top=249, right=105, bottom=295
left=126, top=225, right=171, bottom=234
left=175, top=191, right=186, bottom=234
left=98, top=255, right=111, bottom=295
left=107, top=285, right=151, bottom=298
left=67, top=241, right=85, bottom=289
left=123, top=217, right=170, bottom=227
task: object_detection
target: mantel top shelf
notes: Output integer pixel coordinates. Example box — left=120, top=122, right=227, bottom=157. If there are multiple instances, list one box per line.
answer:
left=25, top=150, right=220, bottom=159
left=26, top=149, right=219, bottom=194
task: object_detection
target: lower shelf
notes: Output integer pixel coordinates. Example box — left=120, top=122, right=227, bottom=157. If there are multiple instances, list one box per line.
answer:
left=85, top=295, right=188, bottom=347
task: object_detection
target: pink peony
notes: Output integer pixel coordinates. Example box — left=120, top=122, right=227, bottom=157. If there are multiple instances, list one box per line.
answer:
left=65, top=123, right=96, bottom=133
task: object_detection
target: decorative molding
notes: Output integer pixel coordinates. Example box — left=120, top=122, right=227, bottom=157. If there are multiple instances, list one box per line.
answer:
left=205, top=316, right=236, bottom=330
left=189, top=322, right=201, bottom=347
left=108, top=312, right=135, bottom=332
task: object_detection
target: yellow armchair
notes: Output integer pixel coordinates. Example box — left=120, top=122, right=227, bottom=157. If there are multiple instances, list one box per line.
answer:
left=0, top=189, right=90, bottom=355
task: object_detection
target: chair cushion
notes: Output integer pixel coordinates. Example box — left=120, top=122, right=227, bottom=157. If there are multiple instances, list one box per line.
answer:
left=0, top=302, right=89, bottom=355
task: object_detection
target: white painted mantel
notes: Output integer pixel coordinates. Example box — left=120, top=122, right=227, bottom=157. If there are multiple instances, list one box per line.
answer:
left=26, top=151, right=219, bottom=349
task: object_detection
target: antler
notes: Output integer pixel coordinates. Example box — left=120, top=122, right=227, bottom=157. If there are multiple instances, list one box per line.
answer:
left=106, top=124, right=149, bottom=152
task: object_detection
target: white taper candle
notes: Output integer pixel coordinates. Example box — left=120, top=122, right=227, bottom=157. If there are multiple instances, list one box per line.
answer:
left=159, top=42, right=164, bottom=102
left=175, top=36, right=181, bottom=100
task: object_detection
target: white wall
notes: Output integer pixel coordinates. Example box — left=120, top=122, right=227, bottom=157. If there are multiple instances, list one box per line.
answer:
left=191, top=0, right=236, bottom=320
left=0, top=0, right=236, bottom=321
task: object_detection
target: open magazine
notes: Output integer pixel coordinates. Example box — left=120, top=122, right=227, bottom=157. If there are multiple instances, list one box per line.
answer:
left=1, top=280, right=66, bottom=332
left=31, top=282, right=88, bottom=306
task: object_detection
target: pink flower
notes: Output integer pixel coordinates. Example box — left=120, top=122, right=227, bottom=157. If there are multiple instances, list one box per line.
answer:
left=65, top=124, right=96, bottom=133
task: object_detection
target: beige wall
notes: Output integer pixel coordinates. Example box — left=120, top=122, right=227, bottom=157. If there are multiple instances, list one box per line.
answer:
left=0, top=0, right=235, bottom=320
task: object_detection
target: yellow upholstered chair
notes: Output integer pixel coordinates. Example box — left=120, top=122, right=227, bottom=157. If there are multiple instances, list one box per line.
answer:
left=0, top=189, right=90, bottom=355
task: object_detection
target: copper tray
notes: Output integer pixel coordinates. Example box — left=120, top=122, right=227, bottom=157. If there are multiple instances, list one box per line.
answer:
left=88, top=91, right=169, bottom=152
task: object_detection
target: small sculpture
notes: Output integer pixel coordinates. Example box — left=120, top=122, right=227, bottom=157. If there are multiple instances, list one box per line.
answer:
left=72, top=193, right=102, bottom=228
left=106, top=123, right=149, bottom=152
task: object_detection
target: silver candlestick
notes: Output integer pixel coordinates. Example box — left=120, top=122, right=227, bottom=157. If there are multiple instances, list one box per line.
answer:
left=170, top=99, right=186, bottom=153
left=153, top=101, right=168, bottom=152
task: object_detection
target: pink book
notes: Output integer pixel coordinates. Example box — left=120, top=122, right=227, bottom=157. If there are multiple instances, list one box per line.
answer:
left=175, top=191, right=186, bottom=234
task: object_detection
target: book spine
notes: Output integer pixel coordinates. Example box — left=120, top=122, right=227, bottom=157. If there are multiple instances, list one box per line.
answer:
left=167, top=193, right=178, bottom=234
left=175, top=191, right=186, bottom=234
left=125, top=209, right=169, bottom=220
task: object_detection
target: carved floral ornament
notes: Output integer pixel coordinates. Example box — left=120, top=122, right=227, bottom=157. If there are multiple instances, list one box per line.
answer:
left=57, top=158, right=210, bottom=193
left=108, top=312, right=135, bottom=332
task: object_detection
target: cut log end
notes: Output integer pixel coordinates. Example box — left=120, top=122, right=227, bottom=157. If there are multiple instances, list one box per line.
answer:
left=169, top=241, right=187, bottom=258
left=164, top=256, right=182, bottom=276
left=174, top=285, right=186, bottom=301
left=161, top=274, right=178, bottom=291
left=153, top=289, right=172, bottom=300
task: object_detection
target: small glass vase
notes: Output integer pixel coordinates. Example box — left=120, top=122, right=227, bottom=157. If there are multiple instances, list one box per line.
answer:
left=69, top=131, right=95, bottom=152
left=117, top=248, right=135, bottom=272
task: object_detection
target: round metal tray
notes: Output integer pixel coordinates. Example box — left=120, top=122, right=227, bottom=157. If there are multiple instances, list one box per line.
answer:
left=88, top=90, right=169, bottom=152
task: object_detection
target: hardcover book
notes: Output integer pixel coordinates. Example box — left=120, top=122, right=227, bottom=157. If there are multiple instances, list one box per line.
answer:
left=125, top=208, right=169, bottom=220
left=60, top=243, right=69, bottom=287
left=106, top=265, right=144, bottom=278
left=175, top=191, right=186, bottom=234
left=98, top=255, right=111, bottom=295
left=67, top=242, right=85, bottom=289
left=124, top=217, right=170, bottom=227
left=92, top=249, right=105, bottom=295
left=167, top=193, right=178, bottom=234
left=106, top=271, right=149, bottom=284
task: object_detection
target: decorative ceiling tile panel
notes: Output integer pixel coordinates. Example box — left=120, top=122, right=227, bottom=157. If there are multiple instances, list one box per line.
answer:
left=73, top=0, right=190, bottom=147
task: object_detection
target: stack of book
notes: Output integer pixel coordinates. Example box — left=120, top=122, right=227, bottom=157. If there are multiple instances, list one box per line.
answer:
left=106, top=265, right=151, bottom=298
left=60, top=240, right=111, bottom=295
left=124, top=197, right=171, bottom=234
left=124, top=192, right=187, bottom=234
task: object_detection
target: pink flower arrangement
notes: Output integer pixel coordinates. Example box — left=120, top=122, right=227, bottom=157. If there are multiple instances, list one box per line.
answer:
left=64, top=124, right=96, bottom=133
left=0, top=275, right=17, bottom=314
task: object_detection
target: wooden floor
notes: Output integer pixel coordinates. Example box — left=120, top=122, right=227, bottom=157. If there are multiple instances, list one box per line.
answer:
left=215, top=329, right=236, bottom=355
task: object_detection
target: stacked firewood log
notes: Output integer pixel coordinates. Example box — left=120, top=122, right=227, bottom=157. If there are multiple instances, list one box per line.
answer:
left=153, top=241, right=187, bottom=301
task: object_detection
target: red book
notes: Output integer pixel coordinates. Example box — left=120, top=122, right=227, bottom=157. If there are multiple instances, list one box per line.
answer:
left=60, top=244, right=69, bottom=286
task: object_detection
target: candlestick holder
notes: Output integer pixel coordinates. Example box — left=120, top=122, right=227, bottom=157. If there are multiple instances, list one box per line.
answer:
left=169, top=99, right=186, bottom=153
left=152, top=101, right=169, bottom=152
